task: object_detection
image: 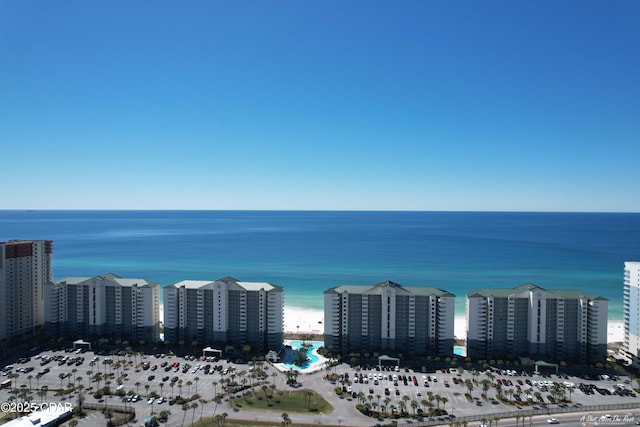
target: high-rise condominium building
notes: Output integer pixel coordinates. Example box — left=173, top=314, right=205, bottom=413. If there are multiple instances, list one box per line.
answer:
left=622, top=262, right=640, bottom=368
left=466, top=283, right=607, bottom=364
left=324, top=280, right=455, bottom=357
left=44, top=273, right=160, bottom=344
left=163, top=277, right=284, bottom=353
left=0, top=240, right=52, bottom=342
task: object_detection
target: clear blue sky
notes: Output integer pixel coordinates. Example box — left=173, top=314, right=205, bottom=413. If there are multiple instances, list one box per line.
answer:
left=1, top=1, right=638, bottom=211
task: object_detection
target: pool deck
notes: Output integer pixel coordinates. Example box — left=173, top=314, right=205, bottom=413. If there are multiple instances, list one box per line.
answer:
left=272, top=340, right=327, bottom=374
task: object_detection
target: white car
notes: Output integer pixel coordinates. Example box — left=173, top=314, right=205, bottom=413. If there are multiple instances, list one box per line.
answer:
left=547, top=418, right=559, bottom=424
left=147, top=398, right=155, bottom=404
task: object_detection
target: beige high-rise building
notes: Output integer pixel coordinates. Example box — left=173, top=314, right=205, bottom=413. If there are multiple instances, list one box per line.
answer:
left=44, top=273, right=161, bottom=344
left=0, top=239, right=53, bottom=342
left=324, top=280, right=455, bottom=357
left=466, top=283, right=608, bottom=364
left=163, top=277, right=284, bottom=353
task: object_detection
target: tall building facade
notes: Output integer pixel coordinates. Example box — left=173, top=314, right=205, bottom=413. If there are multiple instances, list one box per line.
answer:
left=163, top=277, right=284, bottom=353
left=324, top=280, right=455, bottom=357
left=466, top=283, right=607, bottom=364
left=0, top=240, right=52, bottom=342
left=622, top=262, right=640, bottom=368
left=44, top=273, right=160, bottom=344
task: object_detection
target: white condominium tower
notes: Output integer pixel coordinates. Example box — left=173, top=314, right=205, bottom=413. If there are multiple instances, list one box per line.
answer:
left=0, top=239, right=53, bottom=342
left=324, top=280, right=455, bottom=357
left=44, top=273, right=161, bottom=344
left=622, top=262, right=640, bottom=368
left=163, top=277, right=284, bottom=353
left=466, top=283, right=607, bottom=364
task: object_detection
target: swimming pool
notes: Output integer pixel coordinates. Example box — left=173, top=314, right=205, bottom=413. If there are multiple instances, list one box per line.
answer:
left=280, top=341, right=323, bottom=371
left=454, top=346, right=465, bottom=356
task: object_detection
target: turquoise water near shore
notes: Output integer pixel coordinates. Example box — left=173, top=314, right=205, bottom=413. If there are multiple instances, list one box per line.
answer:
left=1, top=210, right=639, bottom=319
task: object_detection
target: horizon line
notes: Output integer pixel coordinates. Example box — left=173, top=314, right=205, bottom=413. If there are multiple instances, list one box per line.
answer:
left=2, top=209, right=639, bottom=214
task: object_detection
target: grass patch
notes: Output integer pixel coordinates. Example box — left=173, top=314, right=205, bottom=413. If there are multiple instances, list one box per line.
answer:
left=230, top=389, right=332, bottom=414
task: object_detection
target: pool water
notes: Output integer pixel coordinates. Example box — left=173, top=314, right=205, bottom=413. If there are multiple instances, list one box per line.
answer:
left=454, top=346, right=465, bottom=356
left=280, top=341, right=323, bottom=370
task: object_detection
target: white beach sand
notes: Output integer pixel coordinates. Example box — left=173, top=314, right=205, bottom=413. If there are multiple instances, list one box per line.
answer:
left=455, top=316, right=466, bottom=341
left=608, top=319, right=624, bottom=343
left=284, top=306, right=324, bottom=334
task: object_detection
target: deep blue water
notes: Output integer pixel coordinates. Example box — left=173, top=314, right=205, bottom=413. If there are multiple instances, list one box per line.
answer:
left=1, top=210, right=639, bottom=318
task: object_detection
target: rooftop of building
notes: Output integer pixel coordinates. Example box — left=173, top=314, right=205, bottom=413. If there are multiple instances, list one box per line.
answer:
left=167, top=277, right=283, bottom=292
left=55, top=273, right=159, bottom=288
left=324, top=280, right=455, bottom=297
left=169, top=280, right=215, bottom=289
left=467, top=282, right=607, bottom=300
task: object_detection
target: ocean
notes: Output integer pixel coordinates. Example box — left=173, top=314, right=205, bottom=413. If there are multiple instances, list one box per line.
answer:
left=1, top=210, right=639, bottom=319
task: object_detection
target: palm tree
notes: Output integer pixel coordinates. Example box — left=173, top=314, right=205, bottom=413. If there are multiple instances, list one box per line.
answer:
left=399, top=399, right=407, bottom=416
left=186, top=380, right=193, bottom=397
left=441, top=396, right=448, bottom=413
left=411, top=399, right=418, bottom=415
left=190, top=402, right=198, bottom=425
left=215, top=412, right=228, bottom=427
left=505, top=388, right=514, bottom=403
left=486, top=371, right=495, bottom=385
left=465, top=379, right=474, bottom=395
left=199, top=398, right=206, bottom=420
left=58, top=373, right=66, bottom=390
left=181, top=403, right=189, bottom=427
left=212, top=395, right=222, bottom=417
left=76, top=392, right=84, bottom=415
left=481, top=379, right=491, bottom=395
left=281, top=412, right=291, bottom=426
left=194, top=376, right=200, bottom=394
left=104, top=407, right=113, bottom=426
left=305, top=390, right=314, bottom=409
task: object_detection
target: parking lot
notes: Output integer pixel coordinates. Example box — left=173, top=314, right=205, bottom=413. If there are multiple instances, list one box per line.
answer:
left=2, top=347, right=640, bottom=426
left=328, top=363, right=640, bottom=421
